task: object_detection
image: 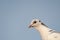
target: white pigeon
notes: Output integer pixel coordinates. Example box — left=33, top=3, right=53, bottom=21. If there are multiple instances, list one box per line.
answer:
left=29, top=19, right=60, bottom=40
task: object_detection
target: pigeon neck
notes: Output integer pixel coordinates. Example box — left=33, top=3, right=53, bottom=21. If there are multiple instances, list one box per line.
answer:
left=35, top=25, right=50, bottom=32
left=34, top=25, right=51, bottom=40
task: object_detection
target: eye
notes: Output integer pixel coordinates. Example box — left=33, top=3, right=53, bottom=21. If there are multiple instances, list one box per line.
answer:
left=39, top=20, right=41, bottom=22
left=33, top=21, right=37, bottom=24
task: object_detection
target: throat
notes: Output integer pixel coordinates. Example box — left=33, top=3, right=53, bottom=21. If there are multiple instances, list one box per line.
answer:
left=35, top=25, right=50, bottom=33
left=34, top=25, right=51, bottom=40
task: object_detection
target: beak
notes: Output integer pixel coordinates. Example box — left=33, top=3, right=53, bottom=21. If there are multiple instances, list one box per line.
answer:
left=29, top=24, right=33, bottom=28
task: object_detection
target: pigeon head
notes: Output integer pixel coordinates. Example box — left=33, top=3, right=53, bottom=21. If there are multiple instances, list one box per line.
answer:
left=29, top=19, right=42, bottom=28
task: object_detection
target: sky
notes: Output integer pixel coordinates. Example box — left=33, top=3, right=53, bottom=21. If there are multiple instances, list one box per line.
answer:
left=0, top=0, right=60, bottom=40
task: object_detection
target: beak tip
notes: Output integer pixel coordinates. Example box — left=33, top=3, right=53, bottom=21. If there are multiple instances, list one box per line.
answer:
left=29, top=25, right=32, bottom=28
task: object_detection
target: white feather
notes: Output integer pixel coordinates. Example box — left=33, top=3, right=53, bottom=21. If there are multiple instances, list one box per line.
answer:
left=29, top=19, right=60, bottom=40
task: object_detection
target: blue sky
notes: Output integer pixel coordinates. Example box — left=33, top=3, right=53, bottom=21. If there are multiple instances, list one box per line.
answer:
left=0, top=0, right=60, bottom=40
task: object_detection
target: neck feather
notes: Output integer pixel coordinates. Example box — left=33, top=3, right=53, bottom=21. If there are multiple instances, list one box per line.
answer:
left=34, top=25, right=51, bottom=40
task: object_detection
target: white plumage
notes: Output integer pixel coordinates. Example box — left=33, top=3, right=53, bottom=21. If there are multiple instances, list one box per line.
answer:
left=29, top=19, right=60, bottom=40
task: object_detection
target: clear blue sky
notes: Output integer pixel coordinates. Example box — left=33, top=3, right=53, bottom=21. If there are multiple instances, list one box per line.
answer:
left=0, top=0, right=60, bottom=40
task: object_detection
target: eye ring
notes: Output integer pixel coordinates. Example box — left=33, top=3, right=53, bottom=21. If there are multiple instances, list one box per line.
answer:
left=33, top=21, right=37, bottom=24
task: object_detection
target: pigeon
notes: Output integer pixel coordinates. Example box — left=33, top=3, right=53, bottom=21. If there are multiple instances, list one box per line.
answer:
left=29, top=19, right=60, bottom=40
